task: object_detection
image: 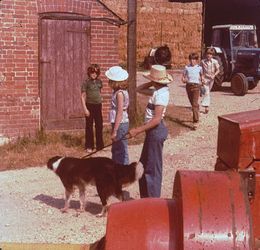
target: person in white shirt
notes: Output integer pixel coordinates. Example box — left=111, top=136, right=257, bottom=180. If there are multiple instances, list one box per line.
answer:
left=182, top=52, right=203, bottom=125
left=129, top=65, right=172, bottom=198
left=200, top=47, right=220, bottom=114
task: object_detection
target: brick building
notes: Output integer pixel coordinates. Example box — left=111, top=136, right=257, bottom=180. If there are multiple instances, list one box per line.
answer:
left=0, top=0, right=125, bottom=143
left=0, top=0, right=203, bottom=143
left=4, top=0, right=259, bottom=143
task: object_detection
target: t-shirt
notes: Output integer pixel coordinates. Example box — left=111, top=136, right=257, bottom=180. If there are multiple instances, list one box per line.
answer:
left=145, top=86, right=169, bottom=123
left=183, top=64, right=202, bottom=84
left=109, top=90, right=129, bottom=123
left=81, top=78, right=102, bottom=104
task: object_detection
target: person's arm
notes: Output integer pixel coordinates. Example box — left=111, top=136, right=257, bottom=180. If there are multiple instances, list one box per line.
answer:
left=200, top=61, right=205, bottom=84
left=99, top=79, right=103, bottom=92
left=81, top=92, right=90, bottom=117
left=182, top=68, right=188, bottom=84
left=129, top=105, right=164, bottom=137
left=111, top=91, right=124, bottom=141
left=213, top=61, right=220, bottom=78
left=136, top=81, right=155, bottom=96
left=200, top=68, right=204, bottom=85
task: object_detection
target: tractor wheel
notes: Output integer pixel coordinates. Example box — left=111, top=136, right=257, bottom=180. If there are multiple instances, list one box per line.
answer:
left=248, top=79, right=258, bottom=90
left=231, top=73, right=248, bottom=96
left=212, top=55, right=225, bottom=91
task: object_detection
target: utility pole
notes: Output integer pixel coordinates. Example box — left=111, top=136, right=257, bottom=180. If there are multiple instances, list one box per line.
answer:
left=127, top=0, right=137, bottom=123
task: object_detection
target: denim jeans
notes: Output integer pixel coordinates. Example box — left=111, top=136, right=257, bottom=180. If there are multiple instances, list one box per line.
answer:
left=139, top=121, right=168, bottom=198
left=111, top=122, right=129, bottom=165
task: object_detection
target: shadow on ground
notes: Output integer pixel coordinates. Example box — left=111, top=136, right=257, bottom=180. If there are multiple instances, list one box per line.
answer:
left=33, top=194, right=103, bottom=215
left=166, top=104, right=194, bottom=131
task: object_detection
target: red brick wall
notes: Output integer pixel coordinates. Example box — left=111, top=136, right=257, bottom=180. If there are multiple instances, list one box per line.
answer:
left=102, top=0, right=203, bottom=67
left=0, top=0, right=120, bottom=141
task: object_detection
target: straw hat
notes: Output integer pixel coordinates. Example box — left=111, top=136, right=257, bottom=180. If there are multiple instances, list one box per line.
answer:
left=143, top=65, right=173, bottom=84
left=105, top=66, right=129, bottom=81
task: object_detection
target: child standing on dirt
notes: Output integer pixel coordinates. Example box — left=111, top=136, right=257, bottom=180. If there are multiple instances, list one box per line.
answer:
left=129, top=65, right=172, bottom=198
left=105, top=66, right=130, bottom=165
left=200, top=47, right=220, bottom=114
left=182, top=52, right=203, bottom=126
left=81, top=64, right=104, bottom=153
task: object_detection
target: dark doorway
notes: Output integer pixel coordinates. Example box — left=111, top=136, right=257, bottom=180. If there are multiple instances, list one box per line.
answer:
left=204, top=0, right=260, bottom=47
left=169, top=0, right=260, bottom=49
left=40, top=17, right=90, bottom=130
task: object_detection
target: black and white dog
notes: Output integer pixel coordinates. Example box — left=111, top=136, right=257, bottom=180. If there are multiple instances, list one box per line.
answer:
left=47, top=156, right=143, bottom=217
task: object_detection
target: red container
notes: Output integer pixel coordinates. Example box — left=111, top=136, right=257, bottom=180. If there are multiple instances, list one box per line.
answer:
left=105, top=171, right=254, bottom=249
left=216, top=109, right=260, bottom=244
left=216, top=109, right=260, bottom=170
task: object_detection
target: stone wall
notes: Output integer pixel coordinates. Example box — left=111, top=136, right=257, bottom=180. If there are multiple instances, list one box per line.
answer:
left=102, top=0, right=203, bottom=67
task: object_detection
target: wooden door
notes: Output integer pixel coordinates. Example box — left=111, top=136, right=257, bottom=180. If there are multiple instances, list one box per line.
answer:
left=40, top=18, right=90, bottom=130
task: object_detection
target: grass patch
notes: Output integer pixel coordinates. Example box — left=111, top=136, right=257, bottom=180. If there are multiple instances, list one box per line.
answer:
left=0, top=130, right=84, bottom=171
left=0, top=103, right=191, bottom=171
left=0, top=104, right=146, bottom=171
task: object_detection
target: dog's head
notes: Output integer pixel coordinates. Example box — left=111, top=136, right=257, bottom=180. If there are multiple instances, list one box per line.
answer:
left=47, top=156, right=63, bottom=171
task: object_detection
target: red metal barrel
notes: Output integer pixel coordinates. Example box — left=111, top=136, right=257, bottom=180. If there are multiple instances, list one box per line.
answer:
left=215, top=109, right=260, bottom=244
left=105, top=170, right=254, bottom=249
left=173, top=170, right=254, bottom=249
left=105, top=198, right=179, bottom=250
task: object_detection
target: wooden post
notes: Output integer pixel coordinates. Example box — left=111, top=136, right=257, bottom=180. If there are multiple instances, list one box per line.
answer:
left=201, top=0, right=206, bottom=55
left=127, top=0, right=137, bottom=123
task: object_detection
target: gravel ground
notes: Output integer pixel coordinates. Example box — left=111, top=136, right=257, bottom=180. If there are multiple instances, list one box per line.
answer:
left=0, top=71, right=259, bottom=245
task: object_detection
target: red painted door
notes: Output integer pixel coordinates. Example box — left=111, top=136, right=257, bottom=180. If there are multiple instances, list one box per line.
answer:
left=40, top=18, right=90, bottom=130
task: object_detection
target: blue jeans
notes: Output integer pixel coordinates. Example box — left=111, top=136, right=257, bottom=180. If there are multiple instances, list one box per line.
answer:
left=111, top=122, right=129, bottom=165
left=139, top=121, right=168, bottom=198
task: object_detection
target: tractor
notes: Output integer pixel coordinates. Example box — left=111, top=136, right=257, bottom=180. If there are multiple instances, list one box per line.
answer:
left=210, top=24, right=260, bottom=95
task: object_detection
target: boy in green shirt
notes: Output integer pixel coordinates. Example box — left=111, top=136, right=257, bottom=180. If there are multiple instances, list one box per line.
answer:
left=81, top=64, right=104, bottom=152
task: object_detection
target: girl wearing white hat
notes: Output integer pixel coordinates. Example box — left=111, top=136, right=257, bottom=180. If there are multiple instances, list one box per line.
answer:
left=106, top=66, right=130, bottom=165
left=129, top=65, right=173, bottom=198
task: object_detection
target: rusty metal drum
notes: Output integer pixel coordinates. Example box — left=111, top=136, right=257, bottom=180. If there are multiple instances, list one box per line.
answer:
left=215, top=109, right=260, bottom=244
left=173, top=170, right=254, bottom=250
left=105, top=170, right=254, bottom=249
left=105, top=198, right=179, bottom=250
left=215, top=109, right=260, bottom=170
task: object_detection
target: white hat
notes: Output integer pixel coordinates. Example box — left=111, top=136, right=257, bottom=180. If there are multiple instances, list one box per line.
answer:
left=105, top=66, right=129, bottom=81
left=143, top=65, right=173, bottom=84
